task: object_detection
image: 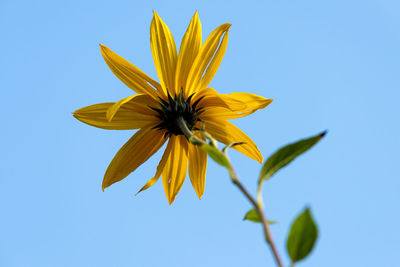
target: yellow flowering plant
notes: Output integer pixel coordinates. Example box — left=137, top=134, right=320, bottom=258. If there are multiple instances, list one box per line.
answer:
left=73, top=11, right=326, bottom=267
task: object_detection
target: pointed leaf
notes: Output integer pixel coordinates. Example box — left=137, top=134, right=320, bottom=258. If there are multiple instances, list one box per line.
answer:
left=286, top=208, right=318, bottom=263
left=243, top=209, right=261, bottom=222
left=243, top=209, right=278, bottom=224
left=259, top=131, right=326, bottom=185
left=200, top=143, right=230, bottom=168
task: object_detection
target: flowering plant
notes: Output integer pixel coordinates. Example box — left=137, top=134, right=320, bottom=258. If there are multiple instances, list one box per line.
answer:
left=74, top=11, right=325, bottom=266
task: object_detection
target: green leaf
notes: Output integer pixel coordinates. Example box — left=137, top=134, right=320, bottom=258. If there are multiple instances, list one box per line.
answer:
left=243, top=209, right=262, bottom=222
left=258, top=131, right=326, bottom=185
left=201, top=144, right=230, bottom=168
left=243, top=209, right=278, bottom=224
left=286, top=207, right=318, bottom=263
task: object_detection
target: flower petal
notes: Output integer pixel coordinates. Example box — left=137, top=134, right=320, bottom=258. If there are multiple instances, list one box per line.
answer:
left=175, top=11, right=202, bottom=97
left=73, top=102, right=159, bottom=130
left=106, top=94, right=159, bottom=122
left=204, top=119, right=263, bottom=163
left=102, top=128, right=167, bottom=190
left=150, top=11, right=177, bottom=96
left=161, top=135, right=189, bottom=204
left=100, top=44, right=161, bottom=99
left=185, top=23, right=231, bottom=96
left=188, top=140, right=207, bottom=199
left=201, top=93, right=273, bottom=120
left=136, top=136, right=174, bottom=194
left=194, top=87, right=246, bottom=111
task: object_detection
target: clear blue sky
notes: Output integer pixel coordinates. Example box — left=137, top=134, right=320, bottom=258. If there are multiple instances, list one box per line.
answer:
left=1, top=0, right=399, bottom=266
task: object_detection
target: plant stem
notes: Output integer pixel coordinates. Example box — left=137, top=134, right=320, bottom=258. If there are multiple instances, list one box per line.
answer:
left=228, top=166, right=284, bottom=267
left=177, top=117, right=284, bottom=267
left=257, top=182, right=264, bottom=207
left=176, top=117, right=206, bottom=146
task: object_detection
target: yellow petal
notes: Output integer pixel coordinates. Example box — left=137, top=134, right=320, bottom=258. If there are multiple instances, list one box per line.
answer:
left=73, top=102, right=159, bottom=130
left=188, top=140, right=207, bottom=199
left=194, top=87, right=246, bottom=111
left=185, top=23, right=231, bottom=96
left=150, top=11, right=177, bottom=96
left=106, top=94, right=159, bottom=122
left=175, top=11, right=202, bottom=97
left=100, top=44, right=161, bottom=99
left=228, top=93, right=273, bottom=111
left=136, top=136, right=175, bottom=194
left=201, top=93, right=273, bottom=120
left=204, top=119, right=263, bottom=163
left=102, top=128, right=167, bottom=190
left=161, top=135, right=189, bottom=204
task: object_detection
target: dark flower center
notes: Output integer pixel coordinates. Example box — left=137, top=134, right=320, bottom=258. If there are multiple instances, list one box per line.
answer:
left=151, top=90, right=204, bottom=137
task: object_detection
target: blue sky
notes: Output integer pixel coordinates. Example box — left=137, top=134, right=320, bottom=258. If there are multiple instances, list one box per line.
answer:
left=1, top=0, right=399, bottom=266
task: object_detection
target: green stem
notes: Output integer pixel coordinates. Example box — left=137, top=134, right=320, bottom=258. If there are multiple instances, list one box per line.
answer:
left=177, top=117, right=284, bottom=267
left=228, top=166, right=284, bottom=267
left=257, top=182, right=264, bottom=208
left=176, top=117, right=205, bottom=146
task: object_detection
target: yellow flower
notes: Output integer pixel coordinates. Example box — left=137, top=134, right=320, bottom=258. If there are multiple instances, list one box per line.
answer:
left=73, top=11, right=272, bottom=204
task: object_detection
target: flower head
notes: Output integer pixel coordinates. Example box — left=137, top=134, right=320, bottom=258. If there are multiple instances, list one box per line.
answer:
left=73, top=11, right=272, bottom=204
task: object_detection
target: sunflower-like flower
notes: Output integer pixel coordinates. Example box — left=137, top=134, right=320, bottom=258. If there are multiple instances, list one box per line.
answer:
left=73, top=11, right=272, bottom=204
